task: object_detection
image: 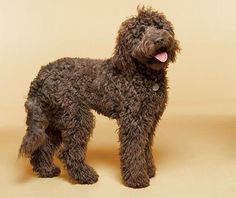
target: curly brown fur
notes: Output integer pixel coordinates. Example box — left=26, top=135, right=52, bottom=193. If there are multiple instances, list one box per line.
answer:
left=19, top=6, right=180, bottom=188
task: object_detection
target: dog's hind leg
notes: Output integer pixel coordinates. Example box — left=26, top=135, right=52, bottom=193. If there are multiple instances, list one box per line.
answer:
left=57, top=104, right=98, bottom=184
left=30, top=125, right=62, bottom=177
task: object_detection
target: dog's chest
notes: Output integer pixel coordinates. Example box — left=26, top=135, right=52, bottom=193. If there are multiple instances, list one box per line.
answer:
left=121, top=75, right=167, bottom=108
left=143, top=80, right=167, bottom=102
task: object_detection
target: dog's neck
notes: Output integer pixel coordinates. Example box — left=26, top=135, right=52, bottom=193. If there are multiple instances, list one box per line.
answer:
left=135, top=63, right=166, bottom=82
left=110, top=58, right=167, bottom=83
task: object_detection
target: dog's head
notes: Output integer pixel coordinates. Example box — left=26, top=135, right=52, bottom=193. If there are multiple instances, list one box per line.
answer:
left=112, top=6, right=180, bottom=71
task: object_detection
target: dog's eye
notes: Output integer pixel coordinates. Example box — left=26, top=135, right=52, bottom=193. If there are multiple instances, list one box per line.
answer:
left=139, top=25, right=146, bottom=32
left=156, top=23, right=164, bottom=29
left=132, top=29, right=140, bottom=38
left=132, top=25, right=146, bottom=38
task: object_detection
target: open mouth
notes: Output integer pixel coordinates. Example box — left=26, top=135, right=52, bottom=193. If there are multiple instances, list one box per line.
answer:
left=153, top=47, right=168, bottom=63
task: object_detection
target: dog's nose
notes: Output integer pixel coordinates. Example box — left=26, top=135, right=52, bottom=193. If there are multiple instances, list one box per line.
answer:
left=154, top=37, right=164, bottom=43
left=154, top=30, right=171, bottom=44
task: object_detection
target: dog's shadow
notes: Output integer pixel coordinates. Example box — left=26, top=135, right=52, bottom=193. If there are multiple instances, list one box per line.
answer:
left=87, top=146, right=120, bottom=168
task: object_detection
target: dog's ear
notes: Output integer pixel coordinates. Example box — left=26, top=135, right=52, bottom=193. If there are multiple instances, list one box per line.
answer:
left=112, top=19, right=137, bottom=71
left=112, top=44, right=135, bottom=71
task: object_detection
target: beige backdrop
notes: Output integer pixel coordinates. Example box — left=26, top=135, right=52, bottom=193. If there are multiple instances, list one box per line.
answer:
left=0, top=0, right=236, bottom=197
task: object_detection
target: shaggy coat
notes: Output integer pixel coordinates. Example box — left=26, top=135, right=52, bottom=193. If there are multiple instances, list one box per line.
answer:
left=19, top=7, right=180, bottom=188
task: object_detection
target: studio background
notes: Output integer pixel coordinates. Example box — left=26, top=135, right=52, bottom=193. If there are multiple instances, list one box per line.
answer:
left=0, top=0, right=235, bottom=197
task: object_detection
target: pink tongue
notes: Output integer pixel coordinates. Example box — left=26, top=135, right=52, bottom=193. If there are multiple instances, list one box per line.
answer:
left=154, top=52, right=168, bottom=62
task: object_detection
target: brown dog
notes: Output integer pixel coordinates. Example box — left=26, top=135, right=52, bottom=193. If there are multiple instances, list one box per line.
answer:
left=19, top=6, right=180, bottom=188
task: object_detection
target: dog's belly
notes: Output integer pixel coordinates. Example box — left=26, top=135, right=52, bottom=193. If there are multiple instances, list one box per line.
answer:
left=89, top=95, right=121, bottom=119
left=94, top=106, right=119, bottom=119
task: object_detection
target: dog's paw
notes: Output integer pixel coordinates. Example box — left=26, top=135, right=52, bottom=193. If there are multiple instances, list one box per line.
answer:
left=36, top=166, right=61, bottom=178
left=124, top=173, right=150, bottom=188
left=70, top=164, right=99, bottom=184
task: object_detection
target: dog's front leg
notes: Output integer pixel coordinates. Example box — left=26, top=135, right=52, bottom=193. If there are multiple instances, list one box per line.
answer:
left=145, top=118, right=158, bottom=178
left=118, top=114, right=150, bottom=188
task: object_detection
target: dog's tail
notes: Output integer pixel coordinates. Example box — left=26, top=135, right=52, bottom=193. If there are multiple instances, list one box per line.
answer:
left=19, top=97, right=47, bottom=158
